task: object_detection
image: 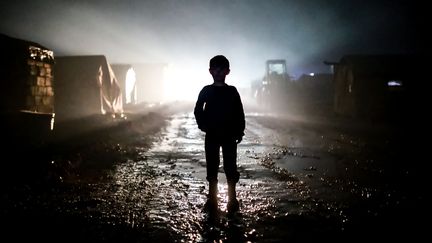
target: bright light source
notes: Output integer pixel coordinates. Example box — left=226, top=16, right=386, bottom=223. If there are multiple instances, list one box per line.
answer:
left=50, top=113, right=55, bottom=130
left=388, top=80, right=402, bottom=86
left=309, top=72, right=315, bottom=76
left=163, top=64, right=207, bottom=101
left=125, top=68, right=136, bottom=104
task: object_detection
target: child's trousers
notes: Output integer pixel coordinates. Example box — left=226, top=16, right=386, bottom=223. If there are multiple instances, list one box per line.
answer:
left=204, top=133, right=240, bottom=184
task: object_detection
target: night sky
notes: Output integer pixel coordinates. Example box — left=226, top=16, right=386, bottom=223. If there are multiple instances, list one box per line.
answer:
left=0, top=0, right=425, bottom=87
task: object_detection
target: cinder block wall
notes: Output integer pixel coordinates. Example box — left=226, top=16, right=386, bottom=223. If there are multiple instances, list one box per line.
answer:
left=26, top=60, right=54, bottom=113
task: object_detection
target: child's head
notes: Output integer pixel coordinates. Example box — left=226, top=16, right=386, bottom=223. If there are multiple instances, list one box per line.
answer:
left=209, top=55, right=230, bottom=82
left=209, top=55, right=230, bottom=70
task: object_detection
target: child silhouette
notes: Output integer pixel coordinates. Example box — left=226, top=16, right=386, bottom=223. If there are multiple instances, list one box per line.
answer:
left=194, top=55, right=245, bottom=213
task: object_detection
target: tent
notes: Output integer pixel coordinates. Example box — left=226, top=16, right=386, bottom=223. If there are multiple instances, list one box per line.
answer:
left=332, top=54, right=422, bottom=120
left=111, top=64, right=137, bottom=106
left=54, top=55, right=123, bottom=122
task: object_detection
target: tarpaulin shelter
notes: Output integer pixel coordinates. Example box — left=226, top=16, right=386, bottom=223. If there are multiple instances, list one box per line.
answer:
left=111, top=64, right=137, bottom=106
left=54, top=55, right=123, bottom=122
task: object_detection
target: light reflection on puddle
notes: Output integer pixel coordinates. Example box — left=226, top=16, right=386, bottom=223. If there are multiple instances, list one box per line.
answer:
left=103, top=112, right=330, bottom=241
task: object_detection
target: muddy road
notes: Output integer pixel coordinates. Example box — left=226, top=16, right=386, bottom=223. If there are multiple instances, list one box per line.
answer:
left=2, top=104, right=426, bottom=242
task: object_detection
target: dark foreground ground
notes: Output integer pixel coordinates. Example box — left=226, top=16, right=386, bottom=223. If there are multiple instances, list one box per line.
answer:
left=1, top=102, right=427, bottom=242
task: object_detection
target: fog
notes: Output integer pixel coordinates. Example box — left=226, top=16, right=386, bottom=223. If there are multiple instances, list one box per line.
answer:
left=1, top=0, right=420, bottom=92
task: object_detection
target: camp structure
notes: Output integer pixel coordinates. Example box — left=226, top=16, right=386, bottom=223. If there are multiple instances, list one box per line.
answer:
left=332, top=54, right=422, bottom=121
left=53, top=55, right=123, bottom=122
left=0, top=33, right=55, bottom=142
left=111, top=64, right=137, bottom=107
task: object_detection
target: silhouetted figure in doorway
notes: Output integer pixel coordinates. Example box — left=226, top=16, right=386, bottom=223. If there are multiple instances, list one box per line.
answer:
left=194, top=55, right=245, bottom=214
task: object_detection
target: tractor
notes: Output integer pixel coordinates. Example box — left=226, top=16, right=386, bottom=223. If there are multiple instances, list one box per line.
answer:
left=254, top=59, right=292, bottom=109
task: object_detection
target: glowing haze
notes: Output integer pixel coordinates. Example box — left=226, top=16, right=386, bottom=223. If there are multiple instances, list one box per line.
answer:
left=0, top=0, right=422, bottom=101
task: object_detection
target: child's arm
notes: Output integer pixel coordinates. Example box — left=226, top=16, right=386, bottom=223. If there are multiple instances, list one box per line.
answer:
left=233, top=87, right=245, bottom=143
left=194, top=88, right=207, bottom=132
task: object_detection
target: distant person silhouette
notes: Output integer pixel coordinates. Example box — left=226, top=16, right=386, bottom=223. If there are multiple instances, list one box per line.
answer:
left=194, top=55, right=245, bottom=214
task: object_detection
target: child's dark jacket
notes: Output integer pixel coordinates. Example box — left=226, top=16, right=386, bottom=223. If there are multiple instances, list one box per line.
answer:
left=194, top=84, right=245, bottom=139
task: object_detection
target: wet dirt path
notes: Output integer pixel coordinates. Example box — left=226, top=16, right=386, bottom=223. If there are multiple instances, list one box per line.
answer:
left=62, top=110, right=426, bottom=242
left=84, top=112, right=350, bottom=242
left=3, top=107, right=425, bottom=242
